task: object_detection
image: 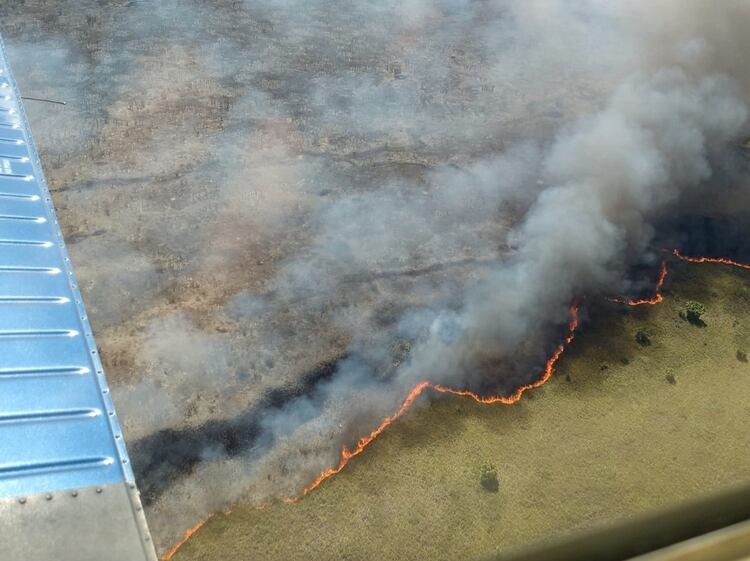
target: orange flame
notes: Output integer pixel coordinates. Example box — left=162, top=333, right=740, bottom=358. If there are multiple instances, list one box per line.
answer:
left=289, top=381, right=433, bottom=500
left=433, top=303, right=579, bottom=404
left=161, top=304, right=579, bottom=557
left=611, top=259, right=669, bottom=306
left=162, top=248, right=750, bottom=558
left=161, top=514, right=214, bottom=561
left=673, top=248, right=750, bottom=270
left=291, top=303, right=580, bottom=499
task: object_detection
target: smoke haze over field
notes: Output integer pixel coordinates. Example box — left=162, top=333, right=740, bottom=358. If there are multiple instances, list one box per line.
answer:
left=3, top=0, right=750, bottom=553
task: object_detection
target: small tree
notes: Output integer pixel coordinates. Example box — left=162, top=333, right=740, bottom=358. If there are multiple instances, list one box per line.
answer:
left=391, top=339, right=413, bottom=366
left=479, top=461, right=499, bottom=492
left=685, top=301, right=706, bottom=324
left=635, top=328, right=651, bottom=346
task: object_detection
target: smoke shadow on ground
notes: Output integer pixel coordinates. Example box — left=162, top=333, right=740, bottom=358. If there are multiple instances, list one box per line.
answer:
left=132, top=354, right=345, bottom=505
left=660, top=213, right=750, bottom=264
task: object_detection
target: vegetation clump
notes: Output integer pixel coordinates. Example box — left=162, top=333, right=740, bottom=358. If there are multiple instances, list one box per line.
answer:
left=737, top=350, right=748, bottom=363
left=479, top=461, right=499, bottom=492
left=391, top=340, right=413, bottom=366
left=684, top=300, right=706, bottom=325
left=635, top=328, right=651, bottom=347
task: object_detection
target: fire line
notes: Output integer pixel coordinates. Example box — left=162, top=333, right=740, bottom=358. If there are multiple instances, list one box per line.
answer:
left=291, top=301, right=581, bottom=501
left=161, top=248, right=750, bottom=560
left=611, top=259, right=669, bottom=306
left=673, top=248, right=750, bottom=270
left=162, top=514, right=215, bottom=560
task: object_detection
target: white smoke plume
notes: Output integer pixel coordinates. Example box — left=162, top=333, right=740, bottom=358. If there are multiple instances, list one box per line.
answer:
left=243, top=0, right=748, bottom=488
left=5, top=0, right=750, bottom=552
left=250, top=41, right=748, bottom=502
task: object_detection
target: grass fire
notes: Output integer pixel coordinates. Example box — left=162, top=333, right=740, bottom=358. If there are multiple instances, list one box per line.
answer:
left=4, top=1, right=750, bottom=561
left=162, top=250, right=750, bottom=559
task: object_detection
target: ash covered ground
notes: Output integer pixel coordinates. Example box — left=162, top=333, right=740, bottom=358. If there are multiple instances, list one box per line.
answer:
left=3, top=1, right=750, bottom=553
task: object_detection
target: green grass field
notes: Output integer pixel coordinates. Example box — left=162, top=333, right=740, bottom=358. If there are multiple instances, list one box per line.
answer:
left=174, top=260, right=750, bottom=561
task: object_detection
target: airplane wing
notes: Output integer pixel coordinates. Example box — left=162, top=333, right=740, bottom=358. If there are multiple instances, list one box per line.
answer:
left=0, top=34, right=157, bottom=561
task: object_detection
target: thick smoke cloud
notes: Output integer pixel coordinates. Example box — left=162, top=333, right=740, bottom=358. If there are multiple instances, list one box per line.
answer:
left=4, top=0, right=750, bottom=553
left=249, top=63, right=748, bottom=503
left=236, top=0, right=750, bottom=500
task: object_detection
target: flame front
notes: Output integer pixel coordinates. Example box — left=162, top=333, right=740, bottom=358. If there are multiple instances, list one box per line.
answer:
left=433, top=303, right=579, bottom=404
left=289, top=380, right=435, bottom=500
left=673, top=249, right=750, bottom=270
left=161, top=249, right=750, bottom=559
left=292, top=303, right=580, bottom=499
left=611, top=259, right=669, bottom=306
left=285, top=249, right=750, bottom=504
left=161, top=515, right=215, bottom=560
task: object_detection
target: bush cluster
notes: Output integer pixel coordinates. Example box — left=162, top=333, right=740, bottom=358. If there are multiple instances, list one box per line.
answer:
left=479, top=461, right=499, bottom=492
left=635, top=328, right=651, bottom=346
left=685, top=300, right=706, bottom=325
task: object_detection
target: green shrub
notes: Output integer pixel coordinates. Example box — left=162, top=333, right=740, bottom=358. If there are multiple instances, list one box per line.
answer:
left=635, top=328, right=651, bottom=346
left=738, top=350, right=748, bottom=363
left=479, top=461, right=499, bottom=492
left=685, top=301, right=706, bottom=324
left=391, top=339, right=413, bottom=365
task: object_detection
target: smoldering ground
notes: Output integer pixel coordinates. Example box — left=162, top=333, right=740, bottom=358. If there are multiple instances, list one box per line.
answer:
left=3, top=0, right=750, bottom=553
